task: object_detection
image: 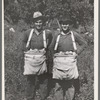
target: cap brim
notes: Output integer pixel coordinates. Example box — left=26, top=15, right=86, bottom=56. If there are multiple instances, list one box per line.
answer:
left=33, top=16, right=46, bottom=22
left=59, top=19, right=72, bottom=25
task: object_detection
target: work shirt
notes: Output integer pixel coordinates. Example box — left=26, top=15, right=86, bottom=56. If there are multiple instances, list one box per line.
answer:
left=22, top=28, right=53, bottom=51
left=49, top=30, right=87, bottom=54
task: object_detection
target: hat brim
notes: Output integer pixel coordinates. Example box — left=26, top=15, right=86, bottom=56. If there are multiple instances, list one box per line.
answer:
left=33, top=16, right=46, bottom=22
left=59, top=19, right=72, bottom=25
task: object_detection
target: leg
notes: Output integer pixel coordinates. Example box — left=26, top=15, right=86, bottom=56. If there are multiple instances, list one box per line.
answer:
left=25, top=75, right=37, bottom=100
left=65, top=86, right=75, bottom=100
left=38, top=73, right=48, bottom=100
left=47, top=73, right=54, bottom=96
left=63, top=80, right=75, bottom=100
left=73, top=77, right=80, bottom=93
left=53, top=79, right=64, bottom=100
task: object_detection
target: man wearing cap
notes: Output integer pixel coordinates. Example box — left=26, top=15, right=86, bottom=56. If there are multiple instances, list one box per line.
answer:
left=49, top=18, right=87, bottom=100
left=22, top=11, right=52, bottom=100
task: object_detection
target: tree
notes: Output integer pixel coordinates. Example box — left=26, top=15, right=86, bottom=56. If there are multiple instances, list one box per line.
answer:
left=4, top=0, right=94, bottom=26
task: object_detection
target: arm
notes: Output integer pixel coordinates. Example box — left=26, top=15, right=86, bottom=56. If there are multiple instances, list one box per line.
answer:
left=74, top=31, right=87, bottom=55
left=49, top=31, right=59, bottom=55
left=46, top=31, right=59, bottom=74
left=45, top=30, right=53, bottom=74
left=46, top=30, right=53, bottom=49
left=22, top=30, right=31, bottom=51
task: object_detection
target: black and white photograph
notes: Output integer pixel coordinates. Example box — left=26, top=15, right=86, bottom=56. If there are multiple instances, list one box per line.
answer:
left=3, top=0, right=98, bottom=100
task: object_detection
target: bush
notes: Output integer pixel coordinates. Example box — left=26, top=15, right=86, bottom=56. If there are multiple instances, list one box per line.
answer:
left=5, top=22, right=28, bottom=100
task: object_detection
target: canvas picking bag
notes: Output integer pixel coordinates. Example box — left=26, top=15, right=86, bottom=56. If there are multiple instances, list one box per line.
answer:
left=23, top=29, right=47, bottom=75
left=53, top=31, right=79, bottom=80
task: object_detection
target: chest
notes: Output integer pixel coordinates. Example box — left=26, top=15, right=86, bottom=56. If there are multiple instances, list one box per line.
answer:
left=58, top=35, right=73, bottom=46
left=31, top=33, right=43, bottom=42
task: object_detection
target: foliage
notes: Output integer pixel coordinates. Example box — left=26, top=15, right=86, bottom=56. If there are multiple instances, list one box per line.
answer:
left=4, top=0, right=94, bottom=26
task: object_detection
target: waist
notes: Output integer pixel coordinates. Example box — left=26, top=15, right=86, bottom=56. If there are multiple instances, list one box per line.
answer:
left=54, top=51, right=77, bottom=57
left=24, top=48, right=46, bottom=55
left=57, top=45, right=74, bottom=52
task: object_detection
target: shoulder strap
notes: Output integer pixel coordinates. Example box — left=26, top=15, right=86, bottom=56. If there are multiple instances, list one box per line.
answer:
left=26, top=29, right=34, bottom=48
left=54, top=35, right=60, bottom=50
left=70, top=31, right=77, bottom=51
left=43, top=30, right=47, bottom=48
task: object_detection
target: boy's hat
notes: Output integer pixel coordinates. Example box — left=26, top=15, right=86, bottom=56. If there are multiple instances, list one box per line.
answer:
left=59, top=19, right=72, bottom=25
left=33, top=11, right=46, bottom=22
left=59, top=16, right=72, bottom=25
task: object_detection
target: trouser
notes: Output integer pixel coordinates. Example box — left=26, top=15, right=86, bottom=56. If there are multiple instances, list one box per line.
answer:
left=73, top=77, right=80, bottom=93
left=25, top=73, right=49, bottom=100
left=52, top=79, right=75, bottom=100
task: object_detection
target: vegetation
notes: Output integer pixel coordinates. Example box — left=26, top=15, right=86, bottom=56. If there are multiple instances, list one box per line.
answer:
left=4, top=0, right=93, bottom=25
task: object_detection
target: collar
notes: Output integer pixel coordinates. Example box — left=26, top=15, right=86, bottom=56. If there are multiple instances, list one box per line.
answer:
left=34, top=29, right=43, bottom=35
left=60, top=31, right=71, bottom=35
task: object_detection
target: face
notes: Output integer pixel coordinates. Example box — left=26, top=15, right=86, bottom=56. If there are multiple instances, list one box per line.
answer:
left=34, top=20, right=43, bottom=30
left=61, top=23, right=69, bottom=31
